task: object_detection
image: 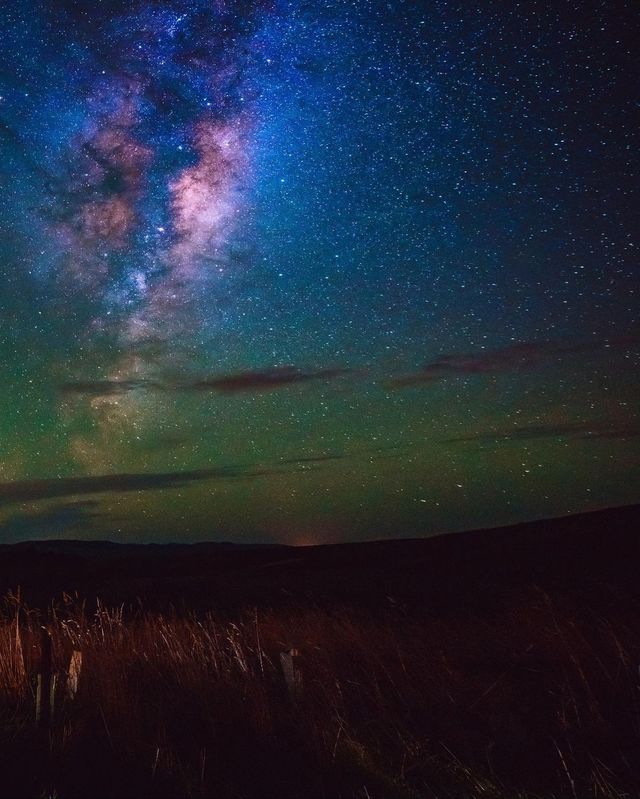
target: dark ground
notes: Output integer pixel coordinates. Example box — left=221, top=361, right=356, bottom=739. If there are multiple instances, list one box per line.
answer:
left=1, top=503, right=638, bottom=613
left=0, top=504, right=638, bottom=798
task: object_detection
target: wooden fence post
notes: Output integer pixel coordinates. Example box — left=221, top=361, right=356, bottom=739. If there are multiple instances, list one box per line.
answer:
left=67, top=650, right=83, bottom=700
left=36, top=627, right=53, bottom=728
left=280, top=648, right=303, bottom=700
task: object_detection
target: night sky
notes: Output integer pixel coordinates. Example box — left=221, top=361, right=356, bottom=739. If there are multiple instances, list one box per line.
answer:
left=0, top=0, right=638, bottom=545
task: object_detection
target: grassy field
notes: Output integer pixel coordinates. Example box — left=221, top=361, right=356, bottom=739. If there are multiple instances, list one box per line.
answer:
left=0, top=506, right=639, bottom=797
left=0, top=590, right=638, bottom=798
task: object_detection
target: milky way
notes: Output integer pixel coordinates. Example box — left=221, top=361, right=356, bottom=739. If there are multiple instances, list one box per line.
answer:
left=0, top=1, right=638, bottom=543
left=48, top=2, right=265, bottom=348
left=16, top=1, right=271, bottom=468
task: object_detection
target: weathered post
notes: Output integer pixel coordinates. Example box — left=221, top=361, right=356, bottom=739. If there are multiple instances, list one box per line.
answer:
left=280, top=648, right=303, bottom=701
left=35, top=627, right=58, bottom=799
left=67, top=650, right=83, bottom=700
left=36, top=627, right=53, bottom=729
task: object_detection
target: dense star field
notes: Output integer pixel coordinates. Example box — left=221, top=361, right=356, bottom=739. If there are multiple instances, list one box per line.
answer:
left=0, top=0, right=637, bottom=544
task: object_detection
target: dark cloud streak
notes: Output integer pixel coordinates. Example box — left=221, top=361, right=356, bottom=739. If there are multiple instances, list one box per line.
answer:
left=60, top=366, right=354, bottom=397
left=387, top=335, right=639, bottom=388
left=0, top=468, right=238, bottom=508
left=446, top=420, right=640, bottom=445
left=187, top=366, right=352, bottom=393
left=280, top=454, right=347, bottom=465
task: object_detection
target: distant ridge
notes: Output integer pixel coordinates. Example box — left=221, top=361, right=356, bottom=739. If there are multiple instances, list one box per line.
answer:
left=0, top=502, right=637, bottom=610
left=1, top=501, right=637, bottom=552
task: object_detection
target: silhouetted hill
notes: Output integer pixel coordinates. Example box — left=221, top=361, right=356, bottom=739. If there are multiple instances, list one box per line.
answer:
left=0, top=505, right=639, bottom=798
left=3, top=538, right=281, bottom=560
left=0, top=503, right=638, bottom=611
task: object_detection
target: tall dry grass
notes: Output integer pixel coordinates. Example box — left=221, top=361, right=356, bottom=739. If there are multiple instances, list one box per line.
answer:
left=0, top=589, right=638, bottom=798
